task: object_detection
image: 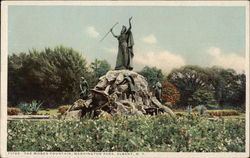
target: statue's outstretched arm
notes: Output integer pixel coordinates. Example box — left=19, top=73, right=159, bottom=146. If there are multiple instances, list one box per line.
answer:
left=127, top=17, right=132, bottom=31
left=110, top=29, right=118, bottom=38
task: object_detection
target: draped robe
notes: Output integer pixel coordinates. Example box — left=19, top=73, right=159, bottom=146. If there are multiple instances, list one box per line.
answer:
left=115, top=29, right=134, bottom=70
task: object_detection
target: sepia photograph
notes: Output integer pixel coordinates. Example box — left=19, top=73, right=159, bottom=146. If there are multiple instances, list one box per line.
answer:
left=1, top=1, right=249, bottom=158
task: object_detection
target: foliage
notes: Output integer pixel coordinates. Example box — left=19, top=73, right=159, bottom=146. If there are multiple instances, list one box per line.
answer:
left=207, top=67, right=246, bottom=107
left=193, top=105, right=207, bottom=116
left=188, top=89, right=216, bottom=107
left=91, top=59, right=111, bottom=78
left=58, top=105, right=71, bottom=115
left=89, top=59, right=111, bottom=87
left=38, top=109, right=60, bottom=115
left=138, top=66, right=166, bottom=89
left=7, top=115, right=245, bottom=152
left=168, top=65, right=213, bottom=106
left=206, top=110, right=240, bottom=117
left=8, top=46, right=90, bottom=108
left=19, top=100, right=42, bottom=115
left=168, top=65, right=245, bottom=108
left=186, top=106, right=192, bottom=115
left=162, top=82, right=180, bottom=106
left=7, top=108, right=21, bottom=115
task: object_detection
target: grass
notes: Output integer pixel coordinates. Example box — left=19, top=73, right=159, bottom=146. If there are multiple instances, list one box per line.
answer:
left=12, top=107, right=246, bottom=120
left=222, top=114, right=245, bottom=119
left=37, top=109, right=60, bottom=115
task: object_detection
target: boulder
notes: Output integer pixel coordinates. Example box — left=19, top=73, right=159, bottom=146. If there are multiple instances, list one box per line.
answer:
left=65, top=110, right=82, bottom=120
left=65, top=70, right=174, bottom=119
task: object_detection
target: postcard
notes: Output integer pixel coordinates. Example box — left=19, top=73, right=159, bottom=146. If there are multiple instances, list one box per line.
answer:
left=1, top=1, right=249, bottom=158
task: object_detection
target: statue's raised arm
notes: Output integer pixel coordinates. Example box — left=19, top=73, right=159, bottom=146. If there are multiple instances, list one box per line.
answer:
left=112, top=17, right=134, bottom=71
left=127, top=17, right=132, bottom=32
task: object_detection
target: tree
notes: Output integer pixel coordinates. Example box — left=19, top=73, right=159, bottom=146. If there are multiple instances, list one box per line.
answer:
left=188, top=89, right=216, bottom=107
left=91, top=59, right=111, bottom=78
left=138, top=66, right=166, bottom=89
left=167, top=65, right=213, bottom=106
left=162, top=82, right=180, bottom=106
left=168, top=65, right=246, bottom=108
left=90, top=59, right=111, bottom=87
left=8, top=46, right=90, bottom=108
left=207, top=66, right=246, bottom=107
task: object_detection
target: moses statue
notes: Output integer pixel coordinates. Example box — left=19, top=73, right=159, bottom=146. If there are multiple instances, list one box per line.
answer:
left=111, top=17, right=134, bottom=70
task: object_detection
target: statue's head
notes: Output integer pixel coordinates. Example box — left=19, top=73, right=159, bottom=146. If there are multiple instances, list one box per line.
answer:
left=81, top=77, right=85, bottom=81
left=121, top=25, right=127, bottom=34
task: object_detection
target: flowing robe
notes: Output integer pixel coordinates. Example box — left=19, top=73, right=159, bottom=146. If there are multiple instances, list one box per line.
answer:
left=115, top=29, right=134, bottom=70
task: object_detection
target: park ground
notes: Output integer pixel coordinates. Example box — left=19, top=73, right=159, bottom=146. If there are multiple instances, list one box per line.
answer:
left=7, top=107, right=246, bottom=152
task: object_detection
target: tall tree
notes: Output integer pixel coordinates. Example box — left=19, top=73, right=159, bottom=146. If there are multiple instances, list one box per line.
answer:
left=167, top=65, right=213, bottom=106
left=188, top=89, right=216, bottom=107
left=208, top=67, right=246, bottom=107
left=8, top=46, right=90, bottom=108
left=168, top=65, right=246, bottom=108
left=138, top=66, right=166, bottom=89
left=90, top=59, right=111, bottom=87
left=91, top=59, right=111, bottom=78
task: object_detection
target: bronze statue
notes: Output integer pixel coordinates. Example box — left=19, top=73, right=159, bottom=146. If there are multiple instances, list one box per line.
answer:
left=154, top=81, right=162, bottom=103
left=111, top=17, right=134, bottom=70
left=120, top=74, right=136, bottom=102
left=80, top=77, right=89, bottom=100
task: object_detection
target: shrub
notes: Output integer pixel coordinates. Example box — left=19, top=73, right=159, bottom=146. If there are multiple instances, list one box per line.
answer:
left=194, top=105, right=207, bottom=116
left=19, top=100, right=42, bottom=115
left=7, top=108, right=21, bottom=115
left=58, top=105, right=71, bottom=115
left=162, top=82, right=180, bottom=106
left=207, top=110, right=240, bottom=117
left=7, top=115, right=245, bottom=152
left=186, top=106, right=192, bottom=114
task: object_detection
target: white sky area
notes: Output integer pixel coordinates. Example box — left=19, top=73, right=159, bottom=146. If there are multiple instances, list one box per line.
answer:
left=86, top=26, right=100, bottom=38
left=207, top=47, right=245, bottom=73
left=8, top=6, right=246, bottom=73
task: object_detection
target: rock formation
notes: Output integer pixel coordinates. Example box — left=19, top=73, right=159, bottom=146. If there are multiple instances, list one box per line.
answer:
left=65, top=70, right=174, bottom=120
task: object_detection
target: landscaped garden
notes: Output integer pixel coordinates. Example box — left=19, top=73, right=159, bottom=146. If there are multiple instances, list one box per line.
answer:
left=7, top=114, right=245, bottom=152
left=7, top=46, right=246, bottom=152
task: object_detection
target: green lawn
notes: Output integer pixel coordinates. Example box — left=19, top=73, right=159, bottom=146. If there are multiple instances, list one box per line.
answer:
left=222, top=114, right=245, bottom=119
left=38, top=109, right=59, bottom=115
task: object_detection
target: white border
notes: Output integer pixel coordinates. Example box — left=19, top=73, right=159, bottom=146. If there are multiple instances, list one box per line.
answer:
left=1, top=1, right=249, bottom=6
left=1, top=1, right=249, bottom=158
left=1, top=2, right=8, bottom=157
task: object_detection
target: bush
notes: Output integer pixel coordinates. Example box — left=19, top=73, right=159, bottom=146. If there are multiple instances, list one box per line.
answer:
left=206, top=110, right=240, bottom=117
left=19, top=100, right=42, bottom=115
left=7, top=115, right=245, bottom=152
left=193, top=105, right=207, bottom=116
left=7, top=108, right=21, bottom=115
left=162, top=82, right=180, bottom=106
left=58, top=105, right=71, bottom=115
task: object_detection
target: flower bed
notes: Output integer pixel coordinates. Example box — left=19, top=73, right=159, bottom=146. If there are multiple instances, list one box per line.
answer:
left=206, top=110, right=240, bottom=116
left=7, top=115, right=245, bottom=152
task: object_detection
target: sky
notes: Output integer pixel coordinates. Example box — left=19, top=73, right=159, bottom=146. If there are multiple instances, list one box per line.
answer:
left=8, top=5, right=246, bottom=73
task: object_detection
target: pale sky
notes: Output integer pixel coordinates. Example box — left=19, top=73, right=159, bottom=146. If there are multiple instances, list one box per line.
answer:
left=8, top=6, right=246, bottom=73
